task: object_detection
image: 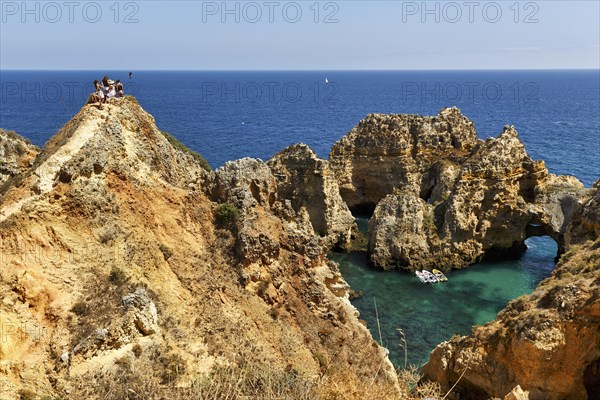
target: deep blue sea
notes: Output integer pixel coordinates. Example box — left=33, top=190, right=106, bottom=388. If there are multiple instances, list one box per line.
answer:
left=1, top=70, right=598, bottom=186
left=1, top=70, right=599, bottom=367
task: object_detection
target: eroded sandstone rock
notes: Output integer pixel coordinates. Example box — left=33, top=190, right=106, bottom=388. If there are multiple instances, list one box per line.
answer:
left=0, top=128, right=39, bottom=189
left=422, top=183, right=600, bottom=399
left=366, top=123, right=586, bottom=270
left=268, top=144, right=355, bottom=248
left=0, top=98, right=397, bottom=398
left=329, top=107, right=478, bottom=213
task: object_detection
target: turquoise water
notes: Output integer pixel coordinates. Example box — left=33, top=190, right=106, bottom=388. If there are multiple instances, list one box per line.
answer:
left=329, top=218, right=557, bottom=368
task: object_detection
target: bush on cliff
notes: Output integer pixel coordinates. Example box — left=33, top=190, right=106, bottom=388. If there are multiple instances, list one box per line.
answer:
left=215, top=203, right=240, bottom=229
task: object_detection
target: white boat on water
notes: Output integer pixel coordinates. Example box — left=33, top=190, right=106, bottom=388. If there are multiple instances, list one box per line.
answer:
left=433, top=269, right=448, bottom=282
left=421, top=270, right=438, bottom=283
left=416, top=270, right=438, bottom=283
left=415, top=270, right=427, bottom=283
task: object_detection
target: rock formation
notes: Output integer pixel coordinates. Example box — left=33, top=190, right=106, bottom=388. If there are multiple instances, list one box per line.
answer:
left=1, top=100, right=596, bottom=400
left=0, top=128, right=39, bottom=188
left=329, top=107, right=478, bottom=213
left=267, top=144, right=355, bottom=248
left=422, top=180, right=600, bottom=399
left=333, top=110, right=587, bottom=271
left=0, top=98, right=396, bottom=399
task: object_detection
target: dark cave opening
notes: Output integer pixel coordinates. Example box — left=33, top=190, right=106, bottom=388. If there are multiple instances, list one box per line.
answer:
left=349, top=202, right=376, bottom=218
left=585, top=357, right=600, bottom=399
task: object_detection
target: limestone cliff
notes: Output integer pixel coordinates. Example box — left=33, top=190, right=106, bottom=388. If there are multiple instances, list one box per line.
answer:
left=329, top=107, right=478, bottom=213
left=345, top=113, right=586, bottom=271
left=0, top=98, right=396, bottom=399
left=267, top=144, right=355, bottom=248
left=0, top=128, right=39, bottom=189
left=422, top=181, right=600, bottom=399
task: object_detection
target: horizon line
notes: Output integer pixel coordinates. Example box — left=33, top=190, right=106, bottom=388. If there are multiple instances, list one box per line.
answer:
left=2, top=68, right=599, bottom=72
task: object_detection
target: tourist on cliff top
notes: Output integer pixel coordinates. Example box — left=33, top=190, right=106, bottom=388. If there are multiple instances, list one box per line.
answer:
left=106, top=85, right=117, bottom=101
left=115, top=80, right=124, bottom=97
left=92, top=80, right=106, bottom=103
left=93, top=79, right=103, bottom=92
left=89, top=86, right=105, bottom=110
left=102, top=75, right=111, bottom=88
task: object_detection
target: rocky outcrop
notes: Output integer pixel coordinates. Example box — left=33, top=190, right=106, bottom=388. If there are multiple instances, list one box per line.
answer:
left=122, top=288, right=159, bottom=336
left=368, top=191, right=436, bottom=269
left=329, top=107, right=478, bottom=213
left=0, top=128, right=39, bottom=189
left=367, top=124, right=586, bottom=270
left=268, top=144, right=355, bottom=248
left=422, top=182, right=600, bottom=399
left=0, top=98, right=396, bottom=399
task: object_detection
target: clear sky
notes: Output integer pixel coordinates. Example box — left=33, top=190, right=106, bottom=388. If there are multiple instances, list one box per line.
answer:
left=1, top=0, right=598, bottom=70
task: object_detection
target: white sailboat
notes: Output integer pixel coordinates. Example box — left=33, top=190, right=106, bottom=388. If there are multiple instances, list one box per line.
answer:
left=325, top=77, right=329, bottom=84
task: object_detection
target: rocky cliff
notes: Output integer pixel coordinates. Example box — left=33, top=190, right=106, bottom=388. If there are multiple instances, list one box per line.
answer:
left=0, top=98, right=397, bottom=399
left=0, top=128, right=39, bottom=188
left=267, top=144, right=356, bottom=248
left=422, top=180, right=600, bottom=399
left=329, top=107, right=478, bottom=214
left=332, top=109, right=586, bottom=271
left=1, top=101, right=597, bottom=400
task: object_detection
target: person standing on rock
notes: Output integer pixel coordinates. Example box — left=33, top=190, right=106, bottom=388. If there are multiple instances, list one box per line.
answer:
left=115, top=80, right=124, bottom=97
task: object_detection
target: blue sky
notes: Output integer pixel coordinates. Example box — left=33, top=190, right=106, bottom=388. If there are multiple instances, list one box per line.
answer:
left=1, top=0, right=598, bottom=70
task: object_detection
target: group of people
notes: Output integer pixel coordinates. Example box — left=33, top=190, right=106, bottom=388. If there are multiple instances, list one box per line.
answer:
left=89, top=75, right=125, bottom=109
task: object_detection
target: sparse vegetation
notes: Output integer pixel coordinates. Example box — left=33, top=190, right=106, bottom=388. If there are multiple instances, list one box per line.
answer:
left=133, top=343, right=143, bottom=358
left=98, top=229, right=116, bottom=244
left=157, top=352, right=187, bottom=384
left=67, top=362, right=441, bottom=400
left=315, top=352, right=328, bottom=374
left=123, top=95, right=138, bottom=104
left=109, top=267, right=128, bottom=285
left=423, top=205, right=437, bottom=232
left=159, top=130, right=211, bottom=171
left=71, top=301, right=90, bottom=317
left=215, top=203, right=240, bottom=229
left=159, top=243, right=173, bottom=261
left=18, top=388, right=37, bottom=400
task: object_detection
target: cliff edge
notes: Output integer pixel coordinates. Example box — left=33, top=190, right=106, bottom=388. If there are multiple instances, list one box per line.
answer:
left=422, top=180, right=600, bottom=399
left=0, top=98, right=397, bottom=399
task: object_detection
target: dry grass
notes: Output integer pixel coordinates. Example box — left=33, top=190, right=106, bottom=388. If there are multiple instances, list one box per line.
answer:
left=64, top=363, right=442, bottom=400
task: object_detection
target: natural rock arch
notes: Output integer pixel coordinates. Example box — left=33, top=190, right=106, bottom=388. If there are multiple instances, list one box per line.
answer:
left=330, top=108, right=587, bottom=271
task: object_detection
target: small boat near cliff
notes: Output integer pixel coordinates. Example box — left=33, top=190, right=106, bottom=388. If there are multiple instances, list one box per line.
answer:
left=432, top=269, right=448, bottom=282
left=416, top=270, right=439, bottom=283
left=421, top=270, right=438, bottom=283
left=415, top=270, right=428, bottom=283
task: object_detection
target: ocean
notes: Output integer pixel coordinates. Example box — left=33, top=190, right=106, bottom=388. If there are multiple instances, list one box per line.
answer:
left=1, top=70, right=598, bottom=186
left=1, top=70, right=598, bottom=367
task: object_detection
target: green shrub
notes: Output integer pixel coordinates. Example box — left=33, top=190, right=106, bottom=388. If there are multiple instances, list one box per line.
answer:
left=159, top=130, right=211, bottom=171
left=215, top=203, right=240, bottom=229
